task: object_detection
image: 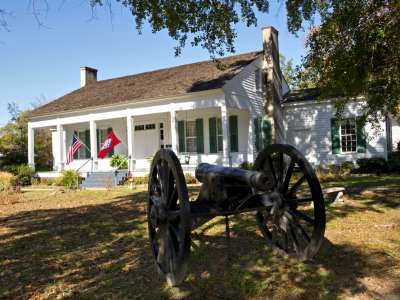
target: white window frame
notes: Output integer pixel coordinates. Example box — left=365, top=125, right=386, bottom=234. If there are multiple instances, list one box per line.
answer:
left=340, top=118, right=357, bottom=153
left=185, top=121, right=197, bottom=153
left=215, top=118, right=223, bottom=152
left=76, top=130, right=88, bottom=159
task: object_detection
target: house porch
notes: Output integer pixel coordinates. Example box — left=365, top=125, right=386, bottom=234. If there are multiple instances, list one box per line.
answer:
left=28, top=101, right=257, bottom=177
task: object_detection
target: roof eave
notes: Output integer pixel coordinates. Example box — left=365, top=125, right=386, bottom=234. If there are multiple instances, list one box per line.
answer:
left=28, top=88, right=225, bottom=121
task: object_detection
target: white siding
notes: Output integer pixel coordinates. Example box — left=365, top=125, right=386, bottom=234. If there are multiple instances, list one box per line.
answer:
left=283, top=100, right=388, bottom=165
left=391, top=118, right=400, bottom=151
left=223, top=57, right=265, bottom=117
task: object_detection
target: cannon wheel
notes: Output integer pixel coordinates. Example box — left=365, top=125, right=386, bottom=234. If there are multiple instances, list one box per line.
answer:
left=254, top=144, right=326, bottom=261
left=147, top=149, right=191, bottom=286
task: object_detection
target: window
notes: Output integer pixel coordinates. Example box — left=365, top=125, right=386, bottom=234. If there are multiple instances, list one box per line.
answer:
left=216, top=118, right=223, bottom=152
left=75, top=130, right=90, bottom=159
left=146, top=123, right=155, bottom=130
left=135, top=125, right=144, bottom=131
left=185, top=121, right=197, bottom=153
left=340, top=119, right=357, bottom=153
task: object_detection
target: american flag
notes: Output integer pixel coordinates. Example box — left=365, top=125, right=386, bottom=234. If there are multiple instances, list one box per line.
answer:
left=66, top=135, right=84, bottom=165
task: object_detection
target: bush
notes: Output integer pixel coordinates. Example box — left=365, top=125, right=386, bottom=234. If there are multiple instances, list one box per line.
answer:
left=15, top=164, right=35, bottom=186
left=239, top=161, right=254, bottom=170
left=0, top=172, right=15, bottom=192
left=133, top=176, right=149, bottom=185
left=110, top=154, right=128, bottom=170
left=356, top=157, right=388, bottom=174
left=57, top=170, right=81, bottom=189
left=341, top=161, right=355, bottom=174
left=2, top=165, right=20, bottom=175
left=185, top=174, right=198, bottom=184
left=388, top=152, right=400, bottom=173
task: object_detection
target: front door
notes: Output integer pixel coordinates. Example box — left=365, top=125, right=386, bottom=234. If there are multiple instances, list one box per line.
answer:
left=134, top=122, right=159, bottom=159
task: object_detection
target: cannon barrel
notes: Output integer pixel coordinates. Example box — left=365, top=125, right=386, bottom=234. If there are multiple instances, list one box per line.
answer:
left=195, top=163, right=269, bottom=190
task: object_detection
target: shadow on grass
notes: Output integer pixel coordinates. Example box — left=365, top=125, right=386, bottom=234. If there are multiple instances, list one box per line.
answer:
left=0, top=187, right=398, bottom=299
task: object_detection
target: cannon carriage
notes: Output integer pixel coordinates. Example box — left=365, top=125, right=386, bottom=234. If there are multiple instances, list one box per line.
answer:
left=147, top=144, right=326, bottom=286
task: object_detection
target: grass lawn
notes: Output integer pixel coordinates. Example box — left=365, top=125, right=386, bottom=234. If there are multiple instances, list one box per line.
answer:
left=0, top=175, right=399, bottom=299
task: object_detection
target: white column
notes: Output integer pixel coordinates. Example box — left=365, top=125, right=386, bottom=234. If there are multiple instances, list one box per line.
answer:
left=90, top=120, right=97, bottom=171
left=220, top=105, right=230, bottom=166
left=27, top=124, right=35, bottom=170
left=126, top=115, right=134, bottom=172
left=247, top=115, right=254, bottom=163
left=57, top=123, right=64, bottom=171
left=170, top=110, right=177, bottom=153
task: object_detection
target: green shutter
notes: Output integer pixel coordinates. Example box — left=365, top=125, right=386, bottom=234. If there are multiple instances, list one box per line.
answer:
left=254, top=118, right=261, bottom=152
left=331, top=118, right=341, bottom=154
left=85, top=130, right=91, bottom=159
left=96, top=129, right=100, bottom=153
left=107, top=128, right=114, bottom=157
left=73, top=131, right=78, bottom=159
left=178, top=121, right=185, bottom=153
left=261, top=117, right=272, bottom=147
left=209, top=117, right=217, bottom=153
left=356, top=117, right=367, bottom=153
left=196, top=118, right=204, bottom=153
left=229, top=115, right=238, bottom=152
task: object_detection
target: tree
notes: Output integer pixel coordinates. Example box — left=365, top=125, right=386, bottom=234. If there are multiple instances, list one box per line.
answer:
left=286, top=0, right=400, bottom=121
left=280, top=54, right=317, bottom=90
left=0, top=102, right=52, bottom=170
left=90, top=0, right=269, bottom=57
left=2, top=1, right=399, bottom=121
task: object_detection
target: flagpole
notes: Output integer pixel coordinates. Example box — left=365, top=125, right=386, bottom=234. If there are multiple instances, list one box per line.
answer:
left=73, top=134, right=92, bottom=154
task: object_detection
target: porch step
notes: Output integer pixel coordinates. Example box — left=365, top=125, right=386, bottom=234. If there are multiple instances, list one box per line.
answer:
left=80, top=170, right=128, bottom=189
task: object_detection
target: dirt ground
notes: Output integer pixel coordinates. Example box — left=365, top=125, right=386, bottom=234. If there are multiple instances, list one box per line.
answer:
left=0, top=175, right=399, bottom=299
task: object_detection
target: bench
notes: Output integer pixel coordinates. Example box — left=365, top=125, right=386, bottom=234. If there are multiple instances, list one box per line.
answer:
left=323, top=187, right=345, bottom=204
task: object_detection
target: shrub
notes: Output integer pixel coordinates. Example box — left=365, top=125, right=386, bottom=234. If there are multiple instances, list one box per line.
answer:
left=133, top=176, right=149, bottom=185
left=15, top=164, right=35, bottom=186
left=185, top=174, right=198, bottom=184
left=388, top=152, right=400, bottom=173
left=57, top=170, right=81, bottom=189
left=2, top=165, right=20, bottom=175
left=356, top=157, right=388, bottom=174
left=239, top=161, right=254, bottom=170
left=110, top=154, right=128, bottom=170
left=0, top=172, right=15, bottom=192
left=340, top=161, right=355, bottom=174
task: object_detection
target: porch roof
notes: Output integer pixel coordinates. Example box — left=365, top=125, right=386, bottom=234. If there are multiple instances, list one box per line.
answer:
left=30, top=51, right=261, bottom=119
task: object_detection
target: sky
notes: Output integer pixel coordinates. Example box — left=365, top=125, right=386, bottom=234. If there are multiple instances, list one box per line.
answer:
left=0, top=0, right=309, bottom=127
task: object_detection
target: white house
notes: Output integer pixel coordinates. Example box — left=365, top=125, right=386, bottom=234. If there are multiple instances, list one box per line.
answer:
left=28, top=26, right=399, bottom=179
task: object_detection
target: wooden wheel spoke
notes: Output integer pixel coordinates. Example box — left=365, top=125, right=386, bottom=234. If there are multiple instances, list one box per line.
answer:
left=290, top=215, right=311, bottom=244
left=168, top=222, right=181, bottom=244
left=293, top=209, right=314, bottom=225
left=282, top=160, right=295, bottom=193
left=277, top=152, right=284, bottom=183
left=167, top=210, right=181, bottom=222
left=288, top=175, right=306, bottom=196
left=265, top=155, right=277, bottom=186
left=156, top=224, right=168, bottom=271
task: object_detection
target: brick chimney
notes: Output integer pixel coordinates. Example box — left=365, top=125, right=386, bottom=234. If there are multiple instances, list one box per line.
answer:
left=80, top=66, right=98, bottom=87
left=261, top=26, right=284, bottom=142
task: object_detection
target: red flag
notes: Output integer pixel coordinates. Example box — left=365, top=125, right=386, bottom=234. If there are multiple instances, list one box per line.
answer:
left=98, top=130, right=121, bottom=159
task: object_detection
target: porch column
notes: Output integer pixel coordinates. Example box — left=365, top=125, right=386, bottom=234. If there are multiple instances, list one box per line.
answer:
left=126, top=115, right=134, bottom=172
left=56, top=123, right=64, bottom=171
left=27, top=124, right=35, bottom=170
left=89, top=120, right=97, bottom=172
left=247, top=115, right=254, bottom=162
left=220, top=105, right=230, bottom=166
left=170, top=109, right=177, bottom=153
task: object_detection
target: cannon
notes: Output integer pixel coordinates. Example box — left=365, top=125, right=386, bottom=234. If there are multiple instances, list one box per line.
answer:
left=147, top=144, right=326, bottom=286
